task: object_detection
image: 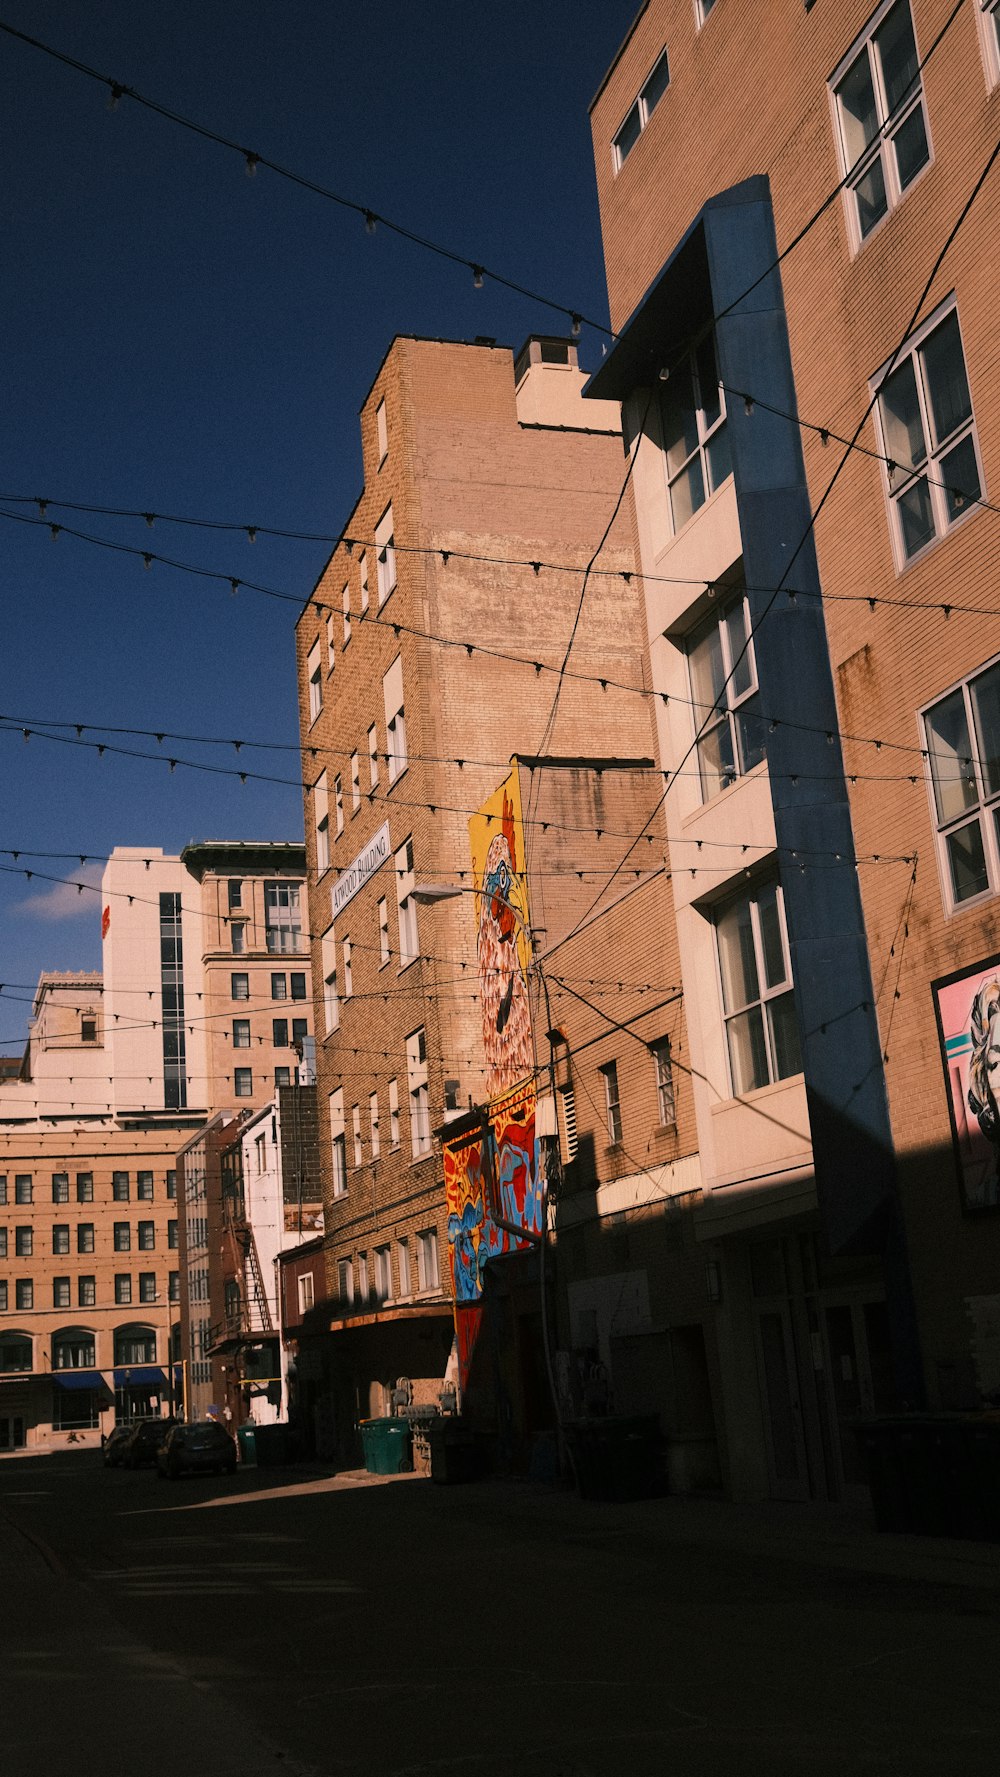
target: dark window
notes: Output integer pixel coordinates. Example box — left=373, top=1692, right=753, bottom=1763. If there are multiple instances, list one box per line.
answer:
left=52, top=1278, right=71, bottom=1309
left=114, top=1222, right=130, bottom=1252
left=292, top=1018, right=309, bottom=1045
left=76, top=1172, right=93, bottom=1203
left=231, top=972, right=250, bottom=1001
left=168, top=1272, right=180, bottom=1304
left=112, top=1172, right=129, bottom=1202
left=138, top=1221, right=155, bottom=1252
left=137, top=1172, right=154, bottom=1201
left=15, top=1176, right=32, bottom=1205
left=115, top=1275, right=132, bottom=1305
left=81, top=1016, right=97, bottom=1043
left=274, top=1067, right=291, bottom=1087
left=273, top=1018, right=289, bottom=1048
left=51, top=1173, right=69, bottom=1204
left=228, top=879, right=243, bottom=909
left=16, top=1280, right=33, bottom=1311
left=235, top=1069, right=253, bottom=1098
left=139, top=1272, right=157, bottom=1303
left=77, top=1223, right=95, bottom=1254
left=291, top=973, right=307, bottom=1001
left=168, top=1220, right=178, bottom=1249
left=78, top=1276, right=96, bottom=1308
left=271, top=973, right=287, bottom=1000
left=52, top=1225, right=70, bottom=1255
left=166, top=1170, right=177, bottom=1200
left=15, top=1227, right=32, bottom=1257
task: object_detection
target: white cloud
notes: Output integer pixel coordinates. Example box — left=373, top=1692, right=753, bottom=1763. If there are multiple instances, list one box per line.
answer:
left=13, top=863, right=105, bottom=921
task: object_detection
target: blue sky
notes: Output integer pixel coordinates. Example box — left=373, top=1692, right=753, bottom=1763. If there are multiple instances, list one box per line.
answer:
left=0, top=0, right=639, bottom=1049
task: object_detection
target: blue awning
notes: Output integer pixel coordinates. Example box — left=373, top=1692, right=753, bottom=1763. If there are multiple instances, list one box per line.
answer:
left=113, top=1365, right=167, bottom=1388
left=52, top=1369, right=105, bottom=1391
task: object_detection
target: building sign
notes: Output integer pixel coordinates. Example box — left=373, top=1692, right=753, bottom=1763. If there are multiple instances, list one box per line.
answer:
left=330, top=821, right=391, bottom=921
left=932, top=954, right=1000, bottom=1211
left=469, top=769, right=533, bottom=1099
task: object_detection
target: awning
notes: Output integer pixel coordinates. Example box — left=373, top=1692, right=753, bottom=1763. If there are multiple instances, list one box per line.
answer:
left=52, top=1369, right=106, bottom=1391
left=113, top=1365, right=167, bottom=1388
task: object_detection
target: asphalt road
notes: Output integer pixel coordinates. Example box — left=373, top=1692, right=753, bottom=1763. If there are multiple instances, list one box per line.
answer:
left=2, top=1453, right=999, bottom=1775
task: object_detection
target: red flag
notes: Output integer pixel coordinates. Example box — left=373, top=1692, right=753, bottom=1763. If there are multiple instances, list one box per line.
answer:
left=101, top=905, right=111, bottom=939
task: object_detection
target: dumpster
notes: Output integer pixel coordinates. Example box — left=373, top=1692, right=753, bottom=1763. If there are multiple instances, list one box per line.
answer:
left=428, top=1416, right=478, bottom=1484
left=856, top=1413, right=1000, bottom=1540
left=253, top=1423, right=291, bottom=1468
left=236, top=1422, right=257, bottom=1468
left=565, top=1415, right=660, bottom=1502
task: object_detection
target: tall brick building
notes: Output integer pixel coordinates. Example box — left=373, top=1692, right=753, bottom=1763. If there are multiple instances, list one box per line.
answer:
left=583, top=0, right=1000, bottom=1499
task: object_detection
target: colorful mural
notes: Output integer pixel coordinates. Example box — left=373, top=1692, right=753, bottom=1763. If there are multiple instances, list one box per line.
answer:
left=933, top=953, right=1000, bottom=1211
left=469, top=768, right=534, bottom=1099
left=444, top=1079, right=543, bottom=1303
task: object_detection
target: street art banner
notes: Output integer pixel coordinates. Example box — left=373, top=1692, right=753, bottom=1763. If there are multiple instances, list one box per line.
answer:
left=932, top=953, right=1000, bottom=1211
left=469, top=768, right=534, bottom=1099
left=444, top=1079, right=544, bottom=1305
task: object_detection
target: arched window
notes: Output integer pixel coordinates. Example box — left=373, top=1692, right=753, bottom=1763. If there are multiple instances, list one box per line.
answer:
left=52, top=1328, right=96, bottom=1370
left=113, top=1325, right=157, bottom=1366
left=0, top=1332, right=33, bottom=1373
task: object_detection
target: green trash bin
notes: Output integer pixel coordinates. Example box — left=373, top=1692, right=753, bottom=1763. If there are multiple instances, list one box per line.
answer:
left=237, top=1423, right=257, bottom=1468
left=359, top=1417, right=380, bottom=1474
left=378, top=1418, right=412, bottom=1474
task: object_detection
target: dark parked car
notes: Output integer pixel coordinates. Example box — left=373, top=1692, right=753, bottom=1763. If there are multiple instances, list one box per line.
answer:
left=102, top=1425, right=133, bottom=1467
left=157, top=1421, right=237, bottom=1479
left=123, top=1417, right=173, bottom=1469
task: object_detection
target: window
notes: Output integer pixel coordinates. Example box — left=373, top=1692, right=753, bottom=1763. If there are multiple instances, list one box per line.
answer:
left=376, top=397, right=388, bottom=465
left=315, top=771, right=330, bottom=874
left=138, top=1221, right=155, bottom=1252
left=275, top=1066, right=291, bottom=1087
left=326, top=611, right=337, bottom=672
left=115, top=1275, right=132, bottom=1305
left=383, top=657, right=407, bottom=783
left=113, top=1171, right=129, bottom=1201
left=660, top=330, right=730, bottom=533
left=271, top=972, right=287, bottom=1000
left=368, top=725, right=379, bottom=793
left=352, top=1103, right=363, bottom=1168
left=612, top=48, right=669, bottom=169
left=79, top=1275, right=96, bottom=1308
left=370, top=1090, right=380, bottom=1160
left=0, top=1287, right=8, bottom=1314
left=169, top=1271, right=180, bottom=1303
left=16, top=1280, right=33, bottom=1310
left=166, top=1170, right=177, bottom=1200
left=76, top=1172, right=93, bottom=1203
left=15, top=1227, right=32, bottom=1257
left=168, top=1220, right=178, bottom=1249
left=378, top=897, right=390, bottom=966
left=335, top=774, right=344, bottom=836
left=231, top=971, right=249, bottom=1001
left=0, top=1177, right=6, bottom=1206
left=873, top=303, right=982, bottom=565
left=337, top=1258, right=354, bottom=1305
left=322, top=926, right=339, bottom=1035
left=0, top=1330, right=30, bottom=1369
left=351, top=752, right=361, bottom=813
left=273, top=1017, right=289, bottom=1048
left=15, top=1175, right=32, bottom=1205
left=396, top=1239, right=410, bottom=1299
left=297, top=1271, right=315, bottom=1314
left=981, top=0, right=1000, bottom=86
left=342, top=582, right=352, bottom=647
left=52, top=1225, right=70, bottom=1256
left=396, top=838, right=418, bottom=967
left=139, top=1272, right=157, bottom=1303
left=229, top=879, right=243, bottom=910
left=652, top=1039, right=676, bottom=1125
left=359, top=551, right=369, bottom=613
left=77, top=1224, right=94, bottom=1254
left=389, top=1078, right=400, bottom=1147
left=716, top=879, right=802, bottom=1094
left=374, top=1244, right=391, bottom=1302
left=235, top=1068, right=253, bottom=1098
left=231, top=922, right=246, bottom=955
left=923, top=655, right=1000, bottom=907
left=81, top=1015, right=97, bottom=1043
left=831, top=0, right=929, bottom=245
left=0, top=1228, right=5, bottom=1257
left=114, top=1222, right=130, bottom=1252
left=307, top=639, right=323, bottom=721
left=137, top=1171, right=154, bottom=1202
left=375, top=504, right=396, bottom=604
left=265, top=880, right=303, bottom=954
left=407, top=1027, right=431, bottom=1157
left=51, top=1173, right=69, bottom=1204
left=688, top=588, right=765, bottom=799
left=343, top=937, right=353, bottom=999
left=115, top=1327, right=155, bottom=1366
left=330, top=1089, right=347, bottom=1196
left=291, top=973, right=307, bottom=1001
left=292, top=1017, right=308, bottom=1045
left=417, top=1228, right=440, bottom=1292
left=358, top=1251, right=370, bottom=1302
left=696, top=0, right=717, bottom=22
left=53, top=1331, right=96, bottom=1370
left=233, top=1019, right=251, bottom=1049
left=601, top=1062, right=623, bottom=1145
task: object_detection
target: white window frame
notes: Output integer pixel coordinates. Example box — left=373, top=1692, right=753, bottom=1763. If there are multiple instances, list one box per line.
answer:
left=601, top=1061, right=622, bottom=1145
left=351, top=752, right=361, bottom=814
left=383, top=657, right=407, bottom=784
left=307, top=640, right=322, bottom=723
left=378, top=897, right=391, bottom=967
left=922, top=651, right=1000, bottom=913
left=652, top=1039, right=676, bottom=1126
left=315, top=771, right=330, bottom=875
left=612, top=48, right=669, bottom=171
left=715, top=878, right=802, bottom=1097
left=334, top=774, right=344, bottom=836
left=829, top=0, right=931, bottom=251
left=979, top=0, right=1000, bottom=85
left=395, top=839, right=418, bottom=969
left=321, top=926, right=339, bottom=1035
left=369, top=1090, right=380, bottom=1160
left=376, top=397, right=388, bottom=466
left=395, top=1238, right=410, bottom=1300
left=342, top=936, right=353, bottom=1000
left=330, top=1089, right=347, bottom=1197
left=337, top=1258, right=354, bottom=1306
left=659, top=329, right=730, bottom=535
left=368, top=725, right=380, bottom=793
left=375, top=504, right=396, bottom=606
left=352, top=1103, right=363, bottom=1169
left=374, top=1245, right=391, bottom=1302
left=358, top=1251, right=369, bottom=1302
left=389, top=1077, right=400, bottom=1147
left=326, top=612, right=336, bottom=673
left=297, top=1271, right=315, bottom=1314
left=695, top=0, right=718, bottom=26
left=687, top=586, right=765, bottom=802
left=416, top=1227, right=440, bottom=1293
left=406, top=1026, right=431, bottom=1158
left=342, top=582, right=351, bottom=647
left=871, top=298, right=983, bottom=570
left=359, top=551, right=369, bottom=614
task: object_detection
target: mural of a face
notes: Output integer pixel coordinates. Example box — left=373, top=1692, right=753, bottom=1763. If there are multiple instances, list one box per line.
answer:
left=477, top=791, right=533, bottom=1099
left=968, top=977, right=1000, bottom=1145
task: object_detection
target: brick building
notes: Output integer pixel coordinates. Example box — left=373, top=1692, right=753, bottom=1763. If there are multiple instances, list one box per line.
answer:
left=582, top=0, right=1000, bottom=1498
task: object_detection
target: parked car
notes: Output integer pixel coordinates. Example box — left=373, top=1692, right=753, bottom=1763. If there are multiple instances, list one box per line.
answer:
left=123, top=1417, right=173, bottom=1469
left=157, top=1421, right=237, bottom=1479
left=102, top=1425, right=133, bottom=1468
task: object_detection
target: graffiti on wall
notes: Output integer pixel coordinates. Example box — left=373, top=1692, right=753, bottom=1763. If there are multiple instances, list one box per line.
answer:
left=444, top=1078, right=543, bottom=1305
left=469, top=769, right=534, bottom=1099
left=933, top=953, right=1000, bottom=1211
